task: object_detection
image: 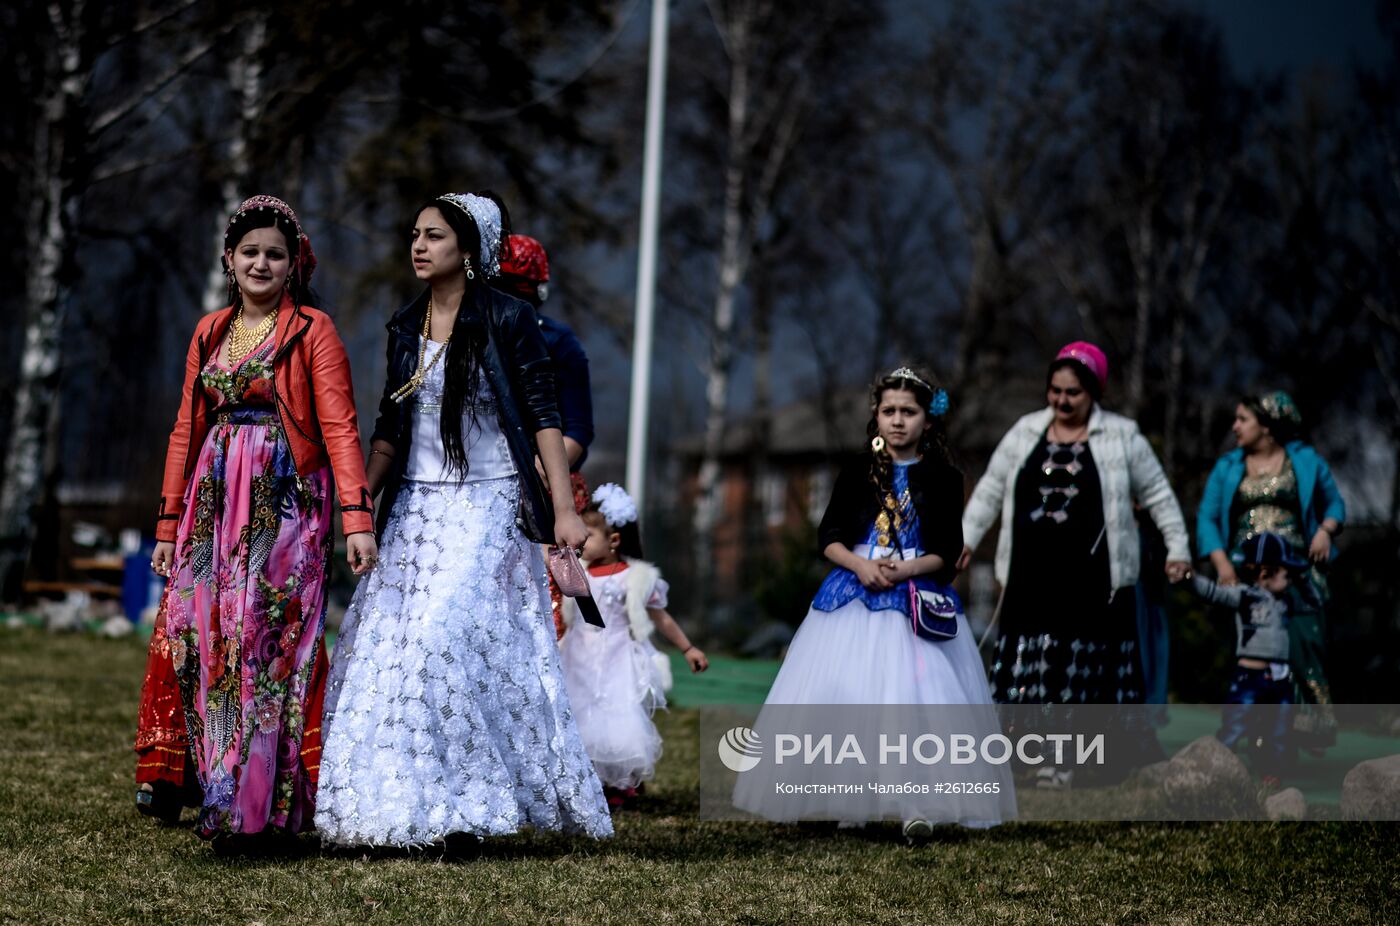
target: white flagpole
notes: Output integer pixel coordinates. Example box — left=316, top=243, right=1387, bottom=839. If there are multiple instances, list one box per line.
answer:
left=625, top=0, right=669, bottom=513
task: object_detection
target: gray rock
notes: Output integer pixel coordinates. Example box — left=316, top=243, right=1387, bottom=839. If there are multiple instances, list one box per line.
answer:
left=1162, top=735, right=1258, bottom=819
left=1341, top=754, right=1400, bottom=821
left=1131, top=760, right=1171, bottom=788
left=1264, top=787, right=1306, bottom=821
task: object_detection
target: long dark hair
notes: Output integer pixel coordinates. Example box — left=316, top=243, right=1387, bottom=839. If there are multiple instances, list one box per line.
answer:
left=414, top=191, right=513, bottom=479
left=865, top=367, right=956, bottom=507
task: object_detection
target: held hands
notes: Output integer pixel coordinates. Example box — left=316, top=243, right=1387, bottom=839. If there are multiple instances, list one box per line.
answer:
left=347, top=533, right=379, bottom=576
left=878, top=558, right=917, bottom=583
left=1216, top=563, right=1239, bottom=587
left=151, top=542, right=175, bottom=578
left=684, top=645, right=709, bottom=673
left=955, top=545, right=973, bottom=573
left=1309, top=528, right=1331, bottom=564
left=851, top=558, right=896, bottom=591
left=1164, top=560, right=1191, bottom=584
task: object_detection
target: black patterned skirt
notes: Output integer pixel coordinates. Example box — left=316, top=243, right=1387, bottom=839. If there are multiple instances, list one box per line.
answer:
left=989, top=631, right=1143, bottom=705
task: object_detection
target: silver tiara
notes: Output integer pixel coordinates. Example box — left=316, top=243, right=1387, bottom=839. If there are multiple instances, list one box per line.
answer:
left=888, top=367, right=931, bottom=390
left=436, top=193, right=502, bottom=277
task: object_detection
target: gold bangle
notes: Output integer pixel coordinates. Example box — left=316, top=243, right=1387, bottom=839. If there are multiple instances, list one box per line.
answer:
left=369, top=448, right=394, bottom=460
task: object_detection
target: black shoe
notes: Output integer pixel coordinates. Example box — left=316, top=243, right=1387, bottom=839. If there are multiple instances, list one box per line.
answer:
left=443, top=831, right=484, bottom=860
left=136, top=783, right=182, bottom=825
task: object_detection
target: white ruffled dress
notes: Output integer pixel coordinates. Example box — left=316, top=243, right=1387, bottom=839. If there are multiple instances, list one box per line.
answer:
left=558, top=563, right=670, bottom=789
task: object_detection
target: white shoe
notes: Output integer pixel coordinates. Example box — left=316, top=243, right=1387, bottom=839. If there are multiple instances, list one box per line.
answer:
left=1034, top=766, right=1073, bottom=790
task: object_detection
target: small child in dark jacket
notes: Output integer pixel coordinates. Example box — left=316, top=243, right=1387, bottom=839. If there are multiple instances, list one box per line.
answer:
left=1191, top=532, right=1314, bottom=779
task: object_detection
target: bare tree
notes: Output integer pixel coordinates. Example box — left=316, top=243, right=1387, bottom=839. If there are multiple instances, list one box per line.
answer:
left=684, top=0, right=866, bottom=603
left=901, top=1, right=1099, bottom=424
left=0, top=0, right=227, bottom=598
left=200, top=11, right=268, bottom=313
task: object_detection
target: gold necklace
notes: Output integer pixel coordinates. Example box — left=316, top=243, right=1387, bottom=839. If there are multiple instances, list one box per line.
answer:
left=390, top=297, right=453, bottom=403
left=227, top=304, right=278, bottom=365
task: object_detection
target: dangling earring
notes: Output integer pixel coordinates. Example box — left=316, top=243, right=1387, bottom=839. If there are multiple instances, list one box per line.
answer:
left=871, top=435, right=886, bottom=453
left=463, top=255, right=475, bottom=280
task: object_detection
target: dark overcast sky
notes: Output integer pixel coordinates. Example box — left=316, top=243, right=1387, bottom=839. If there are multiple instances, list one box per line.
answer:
left=1191, top=0, right=1390, bottom=78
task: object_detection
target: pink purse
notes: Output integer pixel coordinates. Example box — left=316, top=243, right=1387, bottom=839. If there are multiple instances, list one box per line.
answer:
left=548, top=546, right=605, bottom=626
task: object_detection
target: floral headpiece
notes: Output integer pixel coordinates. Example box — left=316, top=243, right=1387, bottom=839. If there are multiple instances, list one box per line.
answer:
left=224, top=194, right=317, bottom=290
left=437, top=192, right=503, bottom=277
left=886, top=366, right=949, bottom=418
left=1257, top=390, right=1301, bottom=427
left=591, top=483, right=638, bottom=528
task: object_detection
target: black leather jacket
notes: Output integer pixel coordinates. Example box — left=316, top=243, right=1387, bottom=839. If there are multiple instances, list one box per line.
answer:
left=370, top=285, right=561, bottom=542
left=816, top=454, right=965, bottom=582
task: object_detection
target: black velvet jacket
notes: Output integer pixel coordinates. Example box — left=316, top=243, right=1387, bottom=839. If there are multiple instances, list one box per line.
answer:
left=816, top=454, right=966, bottom=580
left=370, top=284, right=561, bottom=542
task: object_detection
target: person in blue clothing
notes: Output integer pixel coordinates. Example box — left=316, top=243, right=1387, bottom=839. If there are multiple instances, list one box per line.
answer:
left=1190, top=532, right=1317, bottom=782
left=496, top=234, right=595, bottom=638
left=1196, top=390, right=1345, bottom=748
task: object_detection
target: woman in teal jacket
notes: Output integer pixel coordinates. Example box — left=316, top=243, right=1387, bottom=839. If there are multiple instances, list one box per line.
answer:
left=1196, top=391, right=1345, bottom=745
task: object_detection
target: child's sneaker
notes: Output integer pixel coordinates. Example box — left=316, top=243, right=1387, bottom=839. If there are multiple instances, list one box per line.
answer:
left=902, top=818, right=933, bottom=845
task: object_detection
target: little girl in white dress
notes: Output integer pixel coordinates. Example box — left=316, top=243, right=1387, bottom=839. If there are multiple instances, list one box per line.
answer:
left=558, top=484, right=709, bottom=805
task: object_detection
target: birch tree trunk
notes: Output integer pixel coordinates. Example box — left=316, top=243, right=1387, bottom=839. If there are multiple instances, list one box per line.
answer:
left=201, top=11, right=266, bottom=313
left=0, top=0, right=220, bottom=599
left=0, top=3, right=86, bottom=600
left=692, top=0, right=817, bottom=606
left=691, top=11, right=750, bottom=598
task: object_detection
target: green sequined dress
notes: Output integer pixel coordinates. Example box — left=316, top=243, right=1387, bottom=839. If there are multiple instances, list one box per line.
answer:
left=1229, top=458, right=1334, bottom=746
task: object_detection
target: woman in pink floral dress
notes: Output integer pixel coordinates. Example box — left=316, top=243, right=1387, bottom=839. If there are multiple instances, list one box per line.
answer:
left=151, top=196, right=377, bottom=844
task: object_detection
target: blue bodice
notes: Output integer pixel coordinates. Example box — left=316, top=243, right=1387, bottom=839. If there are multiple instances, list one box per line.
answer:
left=811, top=461, right=962, bottom=616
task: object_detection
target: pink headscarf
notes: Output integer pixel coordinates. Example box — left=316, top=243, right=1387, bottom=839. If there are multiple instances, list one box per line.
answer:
left=1056, top=341, right=1108, bottom=392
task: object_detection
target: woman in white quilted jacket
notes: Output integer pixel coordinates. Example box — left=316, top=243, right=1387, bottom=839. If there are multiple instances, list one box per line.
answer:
left=959, top=342, right=1190, bottom=716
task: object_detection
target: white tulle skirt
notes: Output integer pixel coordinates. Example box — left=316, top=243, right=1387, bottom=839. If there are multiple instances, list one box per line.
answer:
left=732, top=599, right=1016, bottom=826
left=559, top=618, right=667, bottom=789
left=314, top=478, right=613, bottom=846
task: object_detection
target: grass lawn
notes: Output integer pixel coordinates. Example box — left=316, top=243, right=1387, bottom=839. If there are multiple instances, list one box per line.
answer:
left=1, top=627, right=1396, bottom=926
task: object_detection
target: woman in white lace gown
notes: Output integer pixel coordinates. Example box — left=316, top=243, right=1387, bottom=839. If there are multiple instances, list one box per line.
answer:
left=314, top=192, right=611, bottom=846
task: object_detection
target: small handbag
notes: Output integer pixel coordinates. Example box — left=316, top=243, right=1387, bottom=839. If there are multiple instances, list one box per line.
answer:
left=548, top=545, right=605, bottom=627
left=906, top=581, right=960, bottom=642
left=878, top=489, right=958, bottom=641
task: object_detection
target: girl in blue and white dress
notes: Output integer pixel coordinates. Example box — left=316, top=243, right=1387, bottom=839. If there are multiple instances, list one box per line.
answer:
left=732, top=368, right=1015, bottom=837
left=559, top=484, right=708, bottom=806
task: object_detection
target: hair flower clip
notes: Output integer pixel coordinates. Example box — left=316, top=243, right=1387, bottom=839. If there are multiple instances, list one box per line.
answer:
left=591, top=483, right=638, bottom=528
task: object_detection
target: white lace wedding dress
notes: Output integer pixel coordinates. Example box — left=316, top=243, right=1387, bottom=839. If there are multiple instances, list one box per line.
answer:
left=314, top=345, right=612, bottom=846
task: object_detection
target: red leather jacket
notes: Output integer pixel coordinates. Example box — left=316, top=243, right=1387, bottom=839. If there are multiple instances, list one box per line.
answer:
left=155, top=295, right=374, bottom=542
